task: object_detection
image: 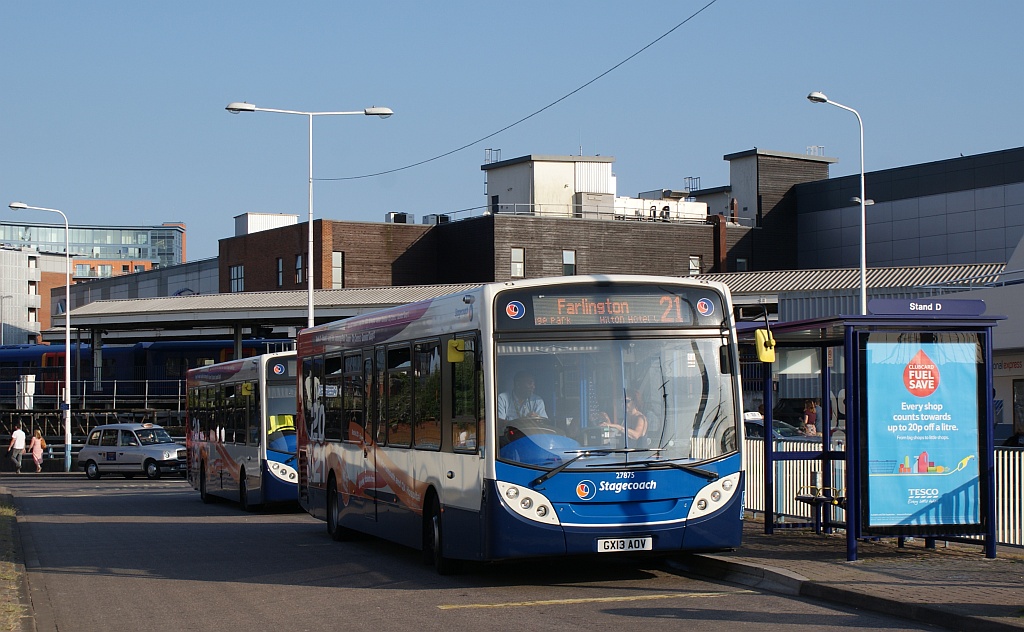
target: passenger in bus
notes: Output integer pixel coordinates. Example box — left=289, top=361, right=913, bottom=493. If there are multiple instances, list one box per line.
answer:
left=597, top=389, right=648, bottom=441
left=497, top=371, right=548, bottom=422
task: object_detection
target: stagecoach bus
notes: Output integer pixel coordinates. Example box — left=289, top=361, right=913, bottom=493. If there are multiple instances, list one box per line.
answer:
left=296, top=275, right=745, bottom=572
left=186, top=351, right=299, bottom=509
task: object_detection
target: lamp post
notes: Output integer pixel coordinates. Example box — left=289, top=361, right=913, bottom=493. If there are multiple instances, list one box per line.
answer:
left=9, top=202, right=72, bottom=471
left=807, top=91, right=868, bottom=315
left=225, top=101, right=393, bottom=329
left=0, top=295, right=11, bottom=346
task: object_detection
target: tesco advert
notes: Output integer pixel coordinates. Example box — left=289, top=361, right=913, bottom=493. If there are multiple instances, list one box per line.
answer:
left=865, top=338, right=981, bottom=529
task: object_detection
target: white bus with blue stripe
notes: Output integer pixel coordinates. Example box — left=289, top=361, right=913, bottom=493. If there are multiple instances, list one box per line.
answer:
left=296, top=275, right=744, bottom=572
left=186, top=351, right=299, bottom=509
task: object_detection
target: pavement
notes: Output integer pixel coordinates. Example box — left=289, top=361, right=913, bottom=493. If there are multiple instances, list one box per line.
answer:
left=676, top=516, right=1024, bottom=631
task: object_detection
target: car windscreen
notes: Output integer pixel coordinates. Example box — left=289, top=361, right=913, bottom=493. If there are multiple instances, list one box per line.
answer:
left=135, top=428, right=175, bottom=445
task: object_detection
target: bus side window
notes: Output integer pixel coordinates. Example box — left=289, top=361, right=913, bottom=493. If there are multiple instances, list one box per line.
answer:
left=343, top=354, right=364, bottom=442
left=324, top=355, right=343, bottom=442
left=387, top=345, right=412, bottom=447
left=452, top=335, right=481, bottom=452
left=413, top=340, right=441, bottom=450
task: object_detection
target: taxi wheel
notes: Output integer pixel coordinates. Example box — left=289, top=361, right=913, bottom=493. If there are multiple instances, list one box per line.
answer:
left=85, top=461, right=101, bottom=480
left=145, top=460, right=161, bottom=480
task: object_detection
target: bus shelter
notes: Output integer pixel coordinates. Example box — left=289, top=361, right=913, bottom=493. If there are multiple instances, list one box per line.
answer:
left=741, top=299, right=1003, bottom=561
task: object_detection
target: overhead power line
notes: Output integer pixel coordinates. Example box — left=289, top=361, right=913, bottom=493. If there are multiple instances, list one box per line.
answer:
left=319, top=0, right=720, bottom=182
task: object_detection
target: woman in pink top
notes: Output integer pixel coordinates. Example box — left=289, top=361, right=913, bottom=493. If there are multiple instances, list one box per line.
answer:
left=28, top=430, right=45, bottom=473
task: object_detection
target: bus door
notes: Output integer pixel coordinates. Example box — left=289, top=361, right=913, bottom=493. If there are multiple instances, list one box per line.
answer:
left=446, top=333, right=485, bottom=515
left=367, top=347, right=385, bottom=523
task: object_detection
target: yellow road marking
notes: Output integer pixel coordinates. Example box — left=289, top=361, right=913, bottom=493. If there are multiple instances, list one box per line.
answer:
left=438, top=590, right=751, bottom=610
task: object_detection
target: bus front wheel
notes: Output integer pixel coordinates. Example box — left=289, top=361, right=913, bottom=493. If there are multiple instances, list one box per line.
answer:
left=239, top=472, right=253, bottom=512
left=199, top=465, right=212, bottom=504
left=326, top=477, right=354, bottom=541
left=423, top=494, right=457, bottom=575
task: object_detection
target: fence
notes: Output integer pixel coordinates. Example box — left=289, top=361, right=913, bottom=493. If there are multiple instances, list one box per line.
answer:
left=743, top=439, right=1023, bottom=547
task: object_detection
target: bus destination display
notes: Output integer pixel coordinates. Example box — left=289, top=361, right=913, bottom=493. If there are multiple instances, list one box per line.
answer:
left=531, top=293, right=714, bottom=326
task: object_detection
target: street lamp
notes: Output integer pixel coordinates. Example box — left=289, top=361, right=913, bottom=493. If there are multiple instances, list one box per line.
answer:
left=807, top=91, right=868, bottom=315
left=0, top=295, right=11, bottom=346
left=225, top=101, right=393, bottom=329
left=9, top=202, right=72, bottom=471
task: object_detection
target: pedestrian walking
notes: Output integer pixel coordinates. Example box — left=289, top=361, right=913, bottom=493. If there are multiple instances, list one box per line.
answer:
left=7, top=422, right=26, bottom=474
left=28, top=429, right=46, bottom=473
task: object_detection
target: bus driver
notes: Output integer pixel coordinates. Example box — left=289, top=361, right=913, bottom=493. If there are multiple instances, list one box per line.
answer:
left=497, top=371, right=548, bottom=422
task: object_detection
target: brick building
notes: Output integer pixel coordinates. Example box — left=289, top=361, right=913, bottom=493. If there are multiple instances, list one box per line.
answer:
left=217, top=151, right=837, bottom=295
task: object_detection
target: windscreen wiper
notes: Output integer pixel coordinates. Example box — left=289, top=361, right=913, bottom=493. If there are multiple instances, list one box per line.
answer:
left=624, top=459, right=719, bottom=480
left=530, top=448, right=669, bottom=487
left=530, top=449, right=612, bottom=487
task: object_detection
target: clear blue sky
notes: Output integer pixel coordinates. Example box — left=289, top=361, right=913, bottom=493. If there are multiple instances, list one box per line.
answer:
left=3, top=1, right=1023, bottom=261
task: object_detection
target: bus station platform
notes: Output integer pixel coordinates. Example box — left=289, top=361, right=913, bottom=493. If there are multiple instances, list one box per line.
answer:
left=676, top=517, right=1024, bottom=631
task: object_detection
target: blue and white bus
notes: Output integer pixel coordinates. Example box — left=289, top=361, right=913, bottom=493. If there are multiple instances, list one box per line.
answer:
left=296, top=275, right=745, bottom=572
left=186, top=351, right=299, bottom=509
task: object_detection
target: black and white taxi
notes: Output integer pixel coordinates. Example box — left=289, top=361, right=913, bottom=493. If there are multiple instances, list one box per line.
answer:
left=77, top=423, right=186, bottom=480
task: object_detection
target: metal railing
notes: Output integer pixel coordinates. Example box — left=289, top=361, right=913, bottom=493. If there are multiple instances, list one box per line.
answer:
left=489, top=202, right=717, bottom=223
left=743, top=439, right=1023, bottom=547
left=0, top=378, right=187, bottom=412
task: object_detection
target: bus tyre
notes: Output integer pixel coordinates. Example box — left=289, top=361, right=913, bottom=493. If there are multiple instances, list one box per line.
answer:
left=199, top=465, right=212, bottom=504
left=326, top=477, right=353, bottom=541
left=145, top=460, right=161, bottom=480
left=239, top=472, right=254, bottom=512
left=424, top=495, right=458, bottom=575
left=85, top=461, right=101, bottom=480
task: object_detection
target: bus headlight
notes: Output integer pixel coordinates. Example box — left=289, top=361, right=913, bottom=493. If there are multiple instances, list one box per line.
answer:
left=687, top=472, right=741, bottom=521
left=495, top=481, right=560, bottom=526
left=267, top=460, right=298, bottom=483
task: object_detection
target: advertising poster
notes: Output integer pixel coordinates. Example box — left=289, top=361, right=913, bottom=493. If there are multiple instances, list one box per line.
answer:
left=864, top=334, right=981, bottom=529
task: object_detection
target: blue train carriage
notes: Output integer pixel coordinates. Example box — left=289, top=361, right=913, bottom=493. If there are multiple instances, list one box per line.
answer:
left=295, top=275, right=745, bottom=572
left=186, top=351, right=299, bottom=510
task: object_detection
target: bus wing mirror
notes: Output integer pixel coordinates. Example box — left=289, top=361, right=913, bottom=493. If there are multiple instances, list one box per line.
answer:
left=447, top=339, right=466, bottom=363
left=755, top=328, right=776, bottom=363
